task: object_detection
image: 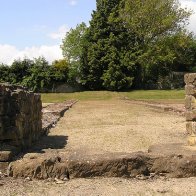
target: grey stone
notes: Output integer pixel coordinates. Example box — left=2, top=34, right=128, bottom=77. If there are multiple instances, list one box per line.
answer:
left=185, top=95, right=196, bottom=111
left=184, top=73, right=196, bottom=85
left=185, top=110, right=196, bottom=121
left=0, top=83, right=42, bottom=148
left=185, top=85, right=196, bottom=96
left=186, top=122, right=196, bottom=134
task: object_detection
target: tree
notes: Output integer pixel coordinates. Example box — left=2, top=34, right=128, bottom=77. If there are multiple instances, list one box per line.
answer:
left=79, top=0, right=192, bottom=90
left=61, top=22, right=87, bottom=83
left=80, top=0, right=136, bottom=90
left=21, top=57, right=52, bottom=92
left=120, top=0, right=191, bottom=43
left=9, top=58, right=34, bottom=84
left=51, top=59, right=69, bottom=82
left=119, top=0, right=192, bottom=86
left=0, top=64, right=10, bottom=83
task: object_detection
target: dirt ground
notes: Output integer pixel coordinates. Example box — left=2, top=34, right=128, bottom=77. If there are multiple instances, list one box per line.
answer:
left=1, top=177, right=196, bottom=196
left=1, top=99, right=196, bottom=196
left=52, top=99, right=186, bottom=154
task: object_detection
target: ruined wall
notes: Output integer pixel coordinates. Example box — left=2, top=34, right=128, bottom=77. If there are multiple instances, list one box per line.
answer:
left=185, top=73, right=196, bottom=136
left=0, top=83, right=42, bottom=148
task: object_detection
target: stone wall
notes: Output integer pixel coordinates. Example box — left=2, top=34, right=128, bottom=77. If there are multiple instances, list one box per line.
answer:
left=184, top=73, right=196, bottom=136
left=0, top=83, right=42, bottom=148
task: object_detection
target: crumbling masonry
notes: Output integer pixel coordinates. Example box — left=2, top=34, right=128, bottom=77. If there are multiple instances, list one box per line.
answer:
left=185, top=73, right=196, bottom=145
left=0, top=83, right=42, bottom=148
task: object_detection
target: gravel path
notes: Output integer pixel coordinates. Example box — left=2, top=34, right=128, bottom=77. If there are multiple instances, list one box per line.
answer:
left=50, top=100, right=186, bottom=154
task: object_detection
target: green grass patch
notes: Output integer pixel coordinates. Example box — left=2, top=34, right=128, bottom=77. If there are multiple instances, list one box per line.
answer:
left=122, top=90, right=185, bottom=100
left=41, top=91, right=119, bottom=103
left=41, top=90, right=185, bottom=103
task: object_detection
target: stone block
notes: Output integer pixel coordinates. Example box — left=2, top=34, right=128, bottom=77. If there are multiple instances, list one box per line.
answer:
left=185, top=95, right=196, bottom=111
left=186, top=110, right=196, bottom=121
left=185, top=85, right=196, bottom=96
left=0, top=162, right=9, bottom=173
left=186, top=122, right=192, bottom=134
left=186, top=122, right=196, bottom=134
left=0, top=83, right=42, bottom=149
left=184, top=73, right=196, bottom=85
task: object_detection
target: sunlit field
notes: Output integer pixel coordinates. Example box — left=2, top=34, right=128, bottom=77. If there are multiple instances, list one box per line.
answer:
left=41, top=90, right=185, bottom=103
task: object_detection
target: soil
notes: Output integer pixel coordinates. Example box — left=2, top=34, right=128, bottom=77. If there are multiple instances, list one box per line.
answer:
left=1, top=99, right=196, bottom=195
left=54, top=100, right=186, bottom=154
left=1, top=176, right=196, bottom=196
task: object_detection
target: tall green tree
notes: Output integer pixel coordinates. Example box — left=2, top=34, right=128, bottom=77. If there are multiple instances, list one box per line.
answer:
left=80, top=0, right=192, bottom=90
left=61, top=22, right=87, bottom=83
left=80, top=0, right=136, bottom=90
left=119, top=0, right=192, bottom=86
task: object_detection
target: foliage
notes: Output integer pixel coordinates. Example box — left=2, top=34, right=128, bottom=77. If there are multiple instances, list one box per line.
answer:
left=51, top=59, right=69, bottom=82
left=21, top=57, right=52, bottom=91
left=9, top=59, right=34, bottom=84
left=1, top=0, right=195, bottom=91
left=0, top=64, right=11, bottom=83
left=77, top=0, right=194, bottom=90
left=79, top=0, right=136, bottom=90
left=0, top=57, right=69, bottom=92
left=61, top=22, right=87, bottom=84
left=119, top=0, right=192, bottom=86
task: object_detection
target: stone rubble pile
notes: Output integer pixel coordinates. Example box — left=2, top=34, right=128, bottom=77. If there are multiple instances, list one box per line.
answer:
left=42, top=100, right=77, bottom=134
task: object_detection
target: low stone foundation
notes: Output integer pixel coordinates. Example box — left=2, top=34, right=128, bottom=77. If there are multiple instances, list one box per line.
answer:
left=7, top=143, right=196, bottom=179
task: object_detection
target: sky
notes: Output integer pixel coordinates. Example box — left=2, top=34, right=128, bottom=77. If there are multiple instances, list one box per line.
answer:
left=0, top=0, right=196, bottom=65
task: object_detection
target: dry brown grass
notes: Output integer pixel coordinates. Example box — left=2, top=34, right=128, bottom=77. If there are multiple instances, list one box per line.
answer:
left=49, top=99, right=186, bottom=154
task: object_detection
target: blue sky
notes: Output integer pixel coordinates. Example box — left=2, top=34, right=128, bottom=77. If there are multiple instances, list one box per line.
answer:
left=0, top=0, right=96, bottom=48
left=0, top=0, right=195, bottom=64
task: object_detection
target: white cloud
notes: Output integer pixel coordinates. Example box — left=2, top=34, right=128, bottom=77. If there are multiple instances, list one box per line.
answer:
left=68, top=0, right=77, bottom=6
left=180, top=0, right=196, bottom=34
left=0, top=24, right=70, bottom=65
left=48, top=25, right=70, bottom=40
left=0, top=44, right=63, bottom=65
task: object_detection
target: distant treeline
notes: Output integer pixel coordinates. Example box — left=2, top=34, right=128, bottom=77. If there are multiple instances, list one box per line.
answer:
left=1, top=0, right=196, bottom=92
left=0, top=58, right=70, bottom=92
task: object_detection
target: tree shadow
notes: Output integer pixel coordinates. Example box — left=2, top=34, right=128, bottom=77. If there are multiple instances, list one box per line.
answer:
left=27, top=135, right=68, bottom=153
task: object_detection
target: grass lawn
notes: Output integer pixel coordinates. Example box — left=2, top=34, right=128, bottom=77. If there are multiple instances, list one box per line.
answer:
left=41, top=90, right=185, bottom=103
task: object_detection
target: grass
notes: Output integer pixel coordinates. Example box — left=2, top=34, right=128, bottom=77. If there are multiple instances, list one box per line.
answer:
left=122, top=89, right=185, bottom=104
left=41, top=89, right=185, bottom=103
left=41, top=91, right=119, bottom=103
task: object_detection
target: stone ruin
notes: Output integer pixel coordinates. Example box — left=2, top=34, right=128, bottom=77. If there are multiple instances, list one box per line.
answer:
left=0, top=83, right=42, bottom=150
left=1, top=76, right=196, bottom=180
left=185, top=73, right=196, bottom=145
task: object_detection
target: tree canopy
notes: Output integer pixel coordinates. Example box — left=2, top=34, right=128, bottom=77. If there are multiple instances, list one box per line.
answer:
left=68, top=0, right=194, bottom=90
left=0, top=57, right=70, bottom=92
left=61, top=22, right=87, bottom=84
